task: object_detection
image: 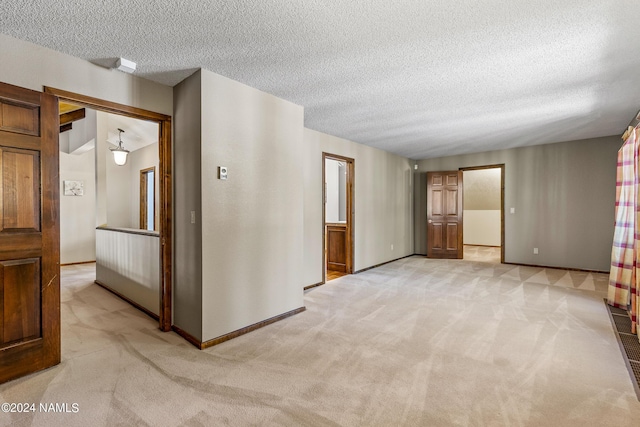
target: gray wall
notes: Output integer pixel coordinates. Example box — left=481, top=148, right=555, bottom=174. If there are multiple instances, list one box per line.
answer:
left=173, top=71, right=203, bottom=340
left=173, top=69, right=307, bottom=342
left=415, top=136, right=620, bottom=271
left=199, top=69, right=305, bottom=341
left=464, top=169, right=501, bottom=210
left=303, top=129, right=414, bottom=286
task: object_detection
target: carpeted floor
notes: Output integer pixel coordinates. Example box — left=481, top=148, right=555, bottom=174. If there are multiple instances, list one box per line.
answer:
left=1, top=255, right=639, bottom=426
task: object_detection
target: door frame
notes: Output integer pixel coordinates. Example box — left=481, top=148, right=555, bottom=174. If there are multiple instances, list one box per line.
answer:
left=322, top=153, right=355, bottom=282
left=44, top=87, right=173, bottom=332
left=460, top=164, right=505, bottom=263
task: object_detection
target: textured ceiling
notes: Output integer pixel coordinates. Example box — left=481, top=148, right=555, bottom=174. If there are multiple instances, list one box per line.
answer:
left=2, top=1, right=640, bottom=159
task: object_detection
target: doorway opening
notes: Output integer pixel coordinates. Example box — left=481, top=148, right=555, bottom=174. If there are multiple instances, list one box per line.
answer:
left=322, top=153, right=354, bottom=282
left=140, top=167, right=156, bottom=231
left=45, top=87, right=173, bottom=332
left=461, top=165, right=505, bottom=264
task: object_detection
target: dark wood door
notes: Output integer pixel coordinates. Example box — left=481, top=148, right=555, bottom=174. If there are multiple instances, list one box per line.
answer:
left=427, top=171, right=463, bottom=259
left=0, top=82, right=60, bottom=383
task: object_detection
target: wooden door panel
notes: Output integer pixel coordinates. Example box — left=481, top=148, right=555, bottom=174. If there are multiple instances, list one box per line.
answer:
left=445, top=189, right=458, bottom=216
left=431, top=223, right=443, bottom=250
left=0, top=100, right=40, bottom=136
left=1, top=259, right=41, bottom=346
left=427, top=171, right=463, bottom=259
left=327, top=225, right=347, bottom=272
left=0, top=147, right=40, bottom=231
left=446, top=223, right=459, bottom=251
left=432, top=189, right=443, bottom=216
left=0, top=82, right=59, bottom=384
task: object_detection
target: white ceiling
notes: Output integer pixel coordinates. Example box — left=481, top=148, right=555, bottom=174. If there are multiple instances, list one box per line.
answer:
left=3, top=1, right=640, bottom=159
left=105, top=113, right=159, bottom=153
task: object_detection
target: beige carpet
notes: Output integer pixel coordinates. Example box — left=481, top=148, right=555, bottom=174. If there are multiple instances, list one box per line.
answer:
left=1, top=256, right=639, bottom=426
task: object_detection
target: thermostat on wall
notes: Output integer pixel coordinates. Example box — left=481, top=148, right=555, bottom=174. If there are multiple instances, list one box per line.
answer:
left=218, top=166, right=228, bottom=180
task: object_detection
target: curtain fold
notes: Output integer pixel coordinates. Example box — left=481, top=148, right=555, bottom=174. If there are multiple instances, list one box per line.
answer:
left=608, top=128, right=640, bottom=337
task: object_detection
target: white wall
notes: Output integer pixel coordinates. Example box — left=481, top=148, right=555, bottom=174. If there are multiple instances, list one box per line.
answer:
left=303, top=129, right=414, bottom=287
left=464, top=211, right=501, bottom=246
left=60, top=149, right=96, bottom=264
left=325, top=159, right=340, bottom=222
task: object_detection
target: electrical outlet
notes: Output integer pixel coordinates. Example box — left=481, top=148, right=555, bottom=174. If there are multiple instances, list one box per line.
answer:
left=533, top=248, right=538, bottom=254
left=190, top=211, right=196, bottom=224
left=391, top=244, right=394, bottom=251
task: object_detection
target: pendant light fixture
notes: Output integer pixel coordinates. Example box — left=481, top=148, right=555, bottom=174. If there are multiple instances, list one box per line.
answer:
left=110, top=128, right=130, bottom=166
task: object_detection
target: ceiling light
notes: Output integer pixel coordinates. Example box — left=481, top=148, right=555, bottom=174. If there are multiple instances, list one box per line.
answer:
left=116, top=57, right=136, bottom=73
left=110, top=128, right=130, bottom=166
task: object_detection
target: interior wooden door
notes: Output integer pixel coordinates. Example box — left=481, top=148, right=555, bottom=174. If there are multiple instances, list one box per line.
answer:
left=427, top=171, right=463, bottom=259
left=0, top=82, right=60, bottom=383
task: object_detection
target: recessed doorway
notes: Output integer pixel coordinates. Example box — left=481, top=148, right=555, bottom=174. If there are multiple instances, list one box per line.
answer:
left=323, top=153, right=354, bottom=282
left=461, top=165, right=505, bottom=263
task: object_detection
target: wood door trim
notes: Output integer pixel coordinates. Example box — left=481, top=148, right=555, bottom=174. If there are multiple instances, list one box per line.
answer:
left=44, top=87, right=173, bottom=332
left=43, top=87, right=170, bottom=122
left=139, top=166, right=156, bottom=231
left=460, top=164, right=505, bottom=263
left=322, top=152, right=355, bottom=283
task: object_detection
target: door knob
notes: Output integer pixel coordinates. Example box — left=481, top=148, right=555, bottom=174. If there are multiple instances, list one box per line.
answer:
left=428, top=220, right=432, bottom=223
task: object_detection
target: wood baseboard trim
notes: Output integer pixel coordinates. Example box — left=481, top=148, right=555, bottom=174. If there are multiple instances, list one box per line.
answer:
left=94, top=280, right=159, bottom=321
left=304, top=282, right=324, bottom=291
left=171, top=325, right=202, bottom=349
left=200, top=307, right=306, bottom=350
left=61, top=260, right=96, bottom=266
left=172, top=307, right=306, bottom=350
left=354, top=254, right=417, bottom=274
left=503, top=262, right=608, bottom=274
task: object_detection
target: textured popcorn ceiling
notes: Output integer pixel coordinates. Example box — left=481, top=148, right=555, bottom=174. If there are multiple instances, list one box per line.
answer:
left=2, top=1, right=640, bottom=159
